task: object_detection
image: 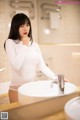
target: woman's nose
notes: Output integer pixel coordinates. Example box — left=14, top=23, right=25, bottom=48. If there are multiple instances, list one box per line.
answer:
left=23, top=26, right=28, bottom=31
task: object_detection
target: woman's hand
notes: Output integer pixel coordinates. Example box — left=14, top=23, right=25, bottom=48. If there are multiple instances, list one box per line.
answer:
left=64, top=78, right=69, bottom=82
left=22, top=35, right=30, bottom=46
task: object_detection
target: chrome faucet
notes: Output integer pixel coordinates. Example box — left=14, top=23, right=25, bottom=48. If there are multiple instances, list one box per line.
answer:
left=50, top=74, right=65, bottom=93
left=58, top=74, right=65, bottom=93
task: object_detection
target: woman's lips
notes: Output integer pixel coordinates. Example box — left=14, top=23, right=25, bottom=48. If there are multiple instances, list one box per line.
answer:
left=24, top=32, right=27, bottom=35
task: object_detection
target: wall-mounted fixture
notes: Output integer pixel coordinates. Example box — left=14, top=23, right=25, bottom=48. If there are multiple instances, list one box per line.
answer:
left=9, top=0, right=35, bottom=19
left=40, top=2, right=62, bottom=29
left=40, top=3, right=61, bottom=19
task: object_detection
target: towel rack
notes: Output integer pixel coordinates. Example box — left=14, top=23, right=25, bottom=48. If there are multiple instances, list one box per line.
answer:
left=9, top=0, right=35, bottom=19
left=40, top=2, right=61, bottom=19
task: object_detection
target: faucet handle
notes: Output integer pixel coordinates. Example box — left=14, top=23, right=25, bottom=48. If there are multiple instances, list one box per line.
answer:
left=50, top=75, right=58, bottom=88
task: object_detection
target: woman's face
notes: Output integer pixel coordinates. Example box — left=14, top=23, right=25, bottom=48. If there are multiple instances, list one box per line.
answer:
left=19, top=23, right=30, bottom=39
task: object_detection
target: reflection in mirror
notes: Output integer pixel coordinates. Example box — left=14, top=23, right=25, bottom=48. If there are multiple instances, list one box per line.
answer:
left=37, top=0, right=80, bottom=44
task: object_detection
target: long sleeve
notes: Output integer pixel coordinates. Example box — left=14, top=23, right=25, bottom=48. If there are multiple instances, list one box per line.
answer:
left=5, top=39, right=27, bottom=71
left=35, top=43, right=57, bottom=80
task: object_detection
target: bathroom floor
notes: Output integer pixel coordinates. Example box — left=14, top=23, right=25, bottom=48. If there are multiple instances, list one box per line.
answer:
left=0, top=95, right=10, bottom=105
left=0, top=82, right=10, bottom=105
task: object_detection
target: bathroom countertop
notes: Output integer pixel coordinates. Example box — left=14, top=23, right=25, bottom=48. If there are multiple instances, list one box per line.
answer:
left=0, top=102, right=66, bottom=120
left=0, top=87, right=80, bottom=120
left=41, top=111, right=66, bottom=120
left=0, top=96, right=66, bottom=120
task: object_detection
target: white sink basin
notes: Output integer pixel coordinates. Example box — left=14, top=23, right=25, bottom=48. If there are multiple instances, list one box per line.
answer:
left=65, top=97, right=80, bottom=120
left=18, top=80, right=77, bottom=105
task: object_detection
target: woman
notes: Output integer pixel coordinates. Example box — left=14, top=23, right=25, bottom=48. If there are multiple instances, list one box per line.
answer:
left=4, top=13, right=57, bottom=103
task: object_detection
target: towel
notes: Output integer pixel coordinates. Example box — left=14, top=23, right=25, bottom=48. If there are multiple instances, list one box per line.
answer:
left=49, top=12, right=60, bottom=29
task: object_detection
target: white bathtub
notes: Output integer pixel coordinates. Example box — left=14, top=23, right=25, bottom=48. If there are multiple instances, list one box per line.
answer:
left=0, top=82, right=10, bottom=95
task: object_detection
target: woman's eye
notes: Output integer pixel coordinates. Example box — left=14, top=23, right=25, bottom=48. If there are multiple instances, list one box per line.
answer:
left=26, top=24, right=29, bottom=27
left=20, top=25, right=24, bottom=27
left=20, top=24, right=29, bottom=27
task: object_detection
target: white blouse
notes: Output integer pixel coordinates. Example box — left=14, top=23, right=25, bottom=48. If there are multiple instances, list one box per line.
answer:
left=6, top=39, right=56, bottom=90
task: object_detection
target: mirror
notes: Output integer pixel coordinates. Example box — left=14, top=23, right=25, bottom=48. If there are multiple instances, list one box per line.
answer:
left=0, top=0, right=80, bottom=107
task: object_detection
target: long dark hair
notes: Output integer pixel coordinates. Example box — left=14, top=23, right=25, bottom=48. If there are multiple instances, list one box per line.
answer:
left=4, top=13, right=33, bottom=48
